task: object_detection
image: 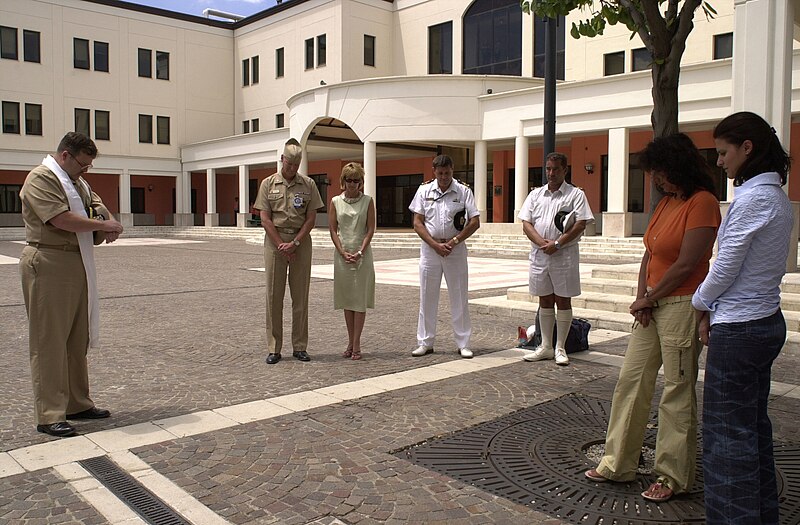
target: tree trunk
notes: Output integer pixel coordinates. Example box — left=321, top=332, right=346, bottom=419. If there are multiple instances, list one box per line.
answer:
left=647, top=59, right=682, bottom=213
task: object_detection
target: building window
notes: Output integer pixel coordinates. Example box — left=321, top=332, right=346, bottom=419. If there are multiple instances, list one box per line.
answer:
left=138, top=48, right=151, bottom=77
left=533, top=16, right=565, bottom=79
left=251, top=55, right=259, bottom=84
left=24, top=103, right=42, bottom=135
left=131, top=187, right=145, bottom=214
left=23, top=30, right=40, bottom=63
left=156, top=51, right=169, bottom=80
left=242, top=58, right=250, bottom=86
left=138, top=114, right=152, bottom=143
left=316, top=35, right=326, bottom=67
left=157, top=115, right=170, bottom=144
left=276, top=113, right=284, bottom=129
left=74, top=38, right=90, bottom=69
left=251, top=118, right=259, bottom=132
left=714, top=32, right=733, bottom=60
left=603, top=51, right=625, bottom=76
left=309, top=174, right=328, bottom=204
left=632, top=47, right=651, bottom=71
left=276, top=47, right=284, bottom=78
left=463, top=0, right=522, bottom=76
left=95, top=110, right=110, bottom=140
left=2, top=101, right=20, bottom=134
left=94, top=41, right=109, bottom=72
left=429, top=22, right=453, bottom=74
left=1, top=26, right=17, bottom=60
left=242, top=120, right=250, bottom=134
left=305, top=38, right=314, bottom=69
left=364, top=35, right=375, bottom=67
left=74, top=108, right=90, bottom=136
left=0, top=184, right=23, bottom=213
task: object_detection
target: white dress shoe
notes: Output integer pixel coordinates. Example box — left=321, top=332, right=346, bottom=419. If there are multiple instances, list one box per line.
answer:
left=554, top=347, right=569, bottom=366
left=522, top=345, right=554, bottom=362
left=459, top=348, right=473, bottom=358
left=412, top=345, right=434, bottom=357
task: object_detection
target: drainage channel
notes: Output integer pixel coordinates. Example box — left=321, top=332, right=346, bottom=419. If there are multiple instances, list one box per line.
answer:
left=79, top=456, right=191, bottom=525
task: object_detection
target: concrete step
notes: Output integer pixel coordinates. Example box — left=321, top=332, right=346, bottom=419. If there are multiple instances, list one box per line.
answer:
left=581, top=278, right=638, bottom=296
left=471, top=296, right=635, bottom=332
left=471, top=295, right=800, bottom=348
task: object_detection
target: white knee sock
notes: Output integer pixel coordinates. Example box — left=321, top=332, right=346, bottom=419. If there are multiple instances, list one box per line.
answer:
left=555, top=308, right=573, bottom=350
left=539, top=307, right=556, bottom=350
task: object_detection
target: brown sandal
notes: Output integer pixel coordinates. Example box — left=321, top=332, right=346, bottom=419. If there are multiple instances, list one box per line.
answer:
left=342, top=347, right=353, bottom=358
left=642, top=478, right=673, bottom=503
left=351, top=350, right=362, bottom=360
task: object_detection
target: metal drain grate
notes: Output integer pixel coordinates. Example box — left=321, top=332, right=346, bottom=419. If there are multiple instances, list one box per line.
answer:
left=79, top=456, right=190, bottom=525
left=398, top=394, right=800, bottom=525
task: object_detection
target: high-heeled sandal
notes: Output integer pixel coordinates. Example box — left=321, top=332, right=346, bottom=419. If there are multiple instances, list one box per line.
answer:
left=351, top=350, right=362, bottom=360
left=342, top=347, right=353, bottom=358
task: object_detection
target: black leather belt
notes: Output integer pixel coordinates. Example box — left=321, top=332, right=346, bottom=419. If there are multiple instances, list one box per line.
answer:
left=27, top=242, right=80, bottom=252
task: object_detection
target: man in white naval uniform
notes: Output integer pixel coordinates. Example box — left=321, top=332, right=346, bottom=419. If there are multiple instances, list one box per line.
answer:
left=409, top=155, right=480, bottom=358
left=519, top=152, right=594, bottom=366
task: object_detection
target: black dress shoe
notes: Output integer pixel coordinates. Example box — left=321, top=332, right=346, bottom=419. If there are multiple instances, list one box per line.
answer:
left=266, top=353, right=281, bottom=364
left=292, top=350, right=311, bottom=362
left=67, top=407, right=111, bottom=419
left=37, top=422, right=76, bottom=437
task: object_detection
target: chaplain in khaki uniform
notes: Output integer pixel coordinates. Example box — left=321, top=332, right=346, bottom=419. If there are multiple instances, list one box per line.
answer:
left=19, top=132, right=124, bottom=438
left=254, top=139, right=323, bottom=365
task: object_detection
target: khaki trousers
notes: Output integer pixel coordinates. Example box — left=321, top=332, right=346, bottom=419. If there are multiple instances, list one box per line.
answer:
left=596, top=295, right=701, bottom=493
left=264, top=233, right=312, bottom=354
left=19, top=246, right=94, bottom=425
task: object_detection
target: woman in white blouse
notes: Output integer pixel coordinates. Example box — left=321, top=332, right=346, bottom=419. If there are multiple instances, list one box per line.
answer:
left=693, top=111, right=793, bottom=525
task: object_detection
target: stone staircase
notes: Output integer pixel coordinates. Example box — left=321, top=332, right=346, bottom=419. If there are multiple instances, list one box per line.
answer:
left=472, top=264, right=800, bottom=344
left=1, top=226, right=644, bottom=261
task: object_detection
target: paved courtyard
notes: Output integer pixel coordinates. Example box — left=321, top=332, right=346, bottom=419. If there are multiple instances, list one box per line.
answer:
left=1, top=236, right=800, bottom=524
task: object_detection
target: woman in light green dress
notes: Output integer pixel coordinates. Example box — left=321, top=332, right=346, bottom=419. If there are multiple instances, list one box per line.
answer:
left=328, top=163, right=376, bottom=360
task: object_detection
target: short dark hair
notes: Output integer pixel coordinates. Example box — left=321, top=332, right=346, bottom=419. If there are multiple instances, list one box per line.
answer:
left=545, top=152, right=568, bottom=169
left=432, top=154, right=454, bottom=169
left=637, top=133, right=717, bottom=200
left=57, top=132, right=98, bottom=158
left=713, top=111, right=790, bottom=186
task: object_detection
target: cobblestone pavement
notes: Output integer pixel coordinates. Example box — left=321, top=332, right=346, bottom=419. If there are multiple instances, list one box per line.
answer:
left=1, top=237, right=799, bottom=524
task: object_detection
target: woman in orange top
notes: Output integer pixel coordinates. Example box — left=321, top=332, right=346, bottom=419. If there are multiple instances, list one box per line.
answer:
left=585, top=133, right=721, bottom=503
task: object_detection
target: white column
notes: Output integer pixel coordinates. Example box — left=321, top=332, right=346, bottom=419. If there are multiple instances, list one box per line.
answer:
left=182, top=171, right=191, bottom=214
left=603, top=127, right=631, bottom=237
left=299, top=146, right=308, bottom=176
left=205, top=168, right=218, bottom=227
left=521, top=12, right=534, bottom=77
left=732, top=0, right=796, bottom=269
left=514, top=134, right=528, bottom=222
left=363, top=141, right=377, bottom=200
left=174, top=170, right=193, bottom=226
left=732, top=0, right=793, bottom=145
left=118, top=169, right=133, bottom=228
left=474, top=140, right=488, bottom=222
left=237, top=165, right=250, bottom=228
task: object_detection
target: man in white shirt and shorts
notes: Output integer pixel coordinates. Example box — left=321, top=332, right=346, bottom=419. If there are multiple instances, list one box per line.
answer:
left=519, top=152, right=594, bottom=365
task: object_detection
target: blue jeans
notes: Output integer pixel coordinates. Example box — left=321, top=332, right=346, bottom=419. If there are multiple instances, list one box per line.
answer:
left=703, top=309, right=785, bottom=525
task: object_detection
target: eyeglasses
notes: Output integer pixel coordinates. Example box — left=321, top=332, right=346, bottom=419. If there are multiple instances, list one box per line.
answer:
left=344, top=178, right=361, bottom=183
left=67, top=151, right=93, bottom=171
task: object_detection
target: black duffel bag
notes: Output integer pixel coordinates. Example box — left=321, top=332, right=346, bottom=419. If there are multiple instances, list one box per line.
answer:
left=519, top=308, right=591, bottom=354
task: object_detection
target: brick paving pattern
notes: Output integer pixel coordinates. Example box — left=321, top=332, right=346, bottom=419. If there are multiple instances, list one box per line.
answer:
left=0, top=470, right=108, bottom=524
